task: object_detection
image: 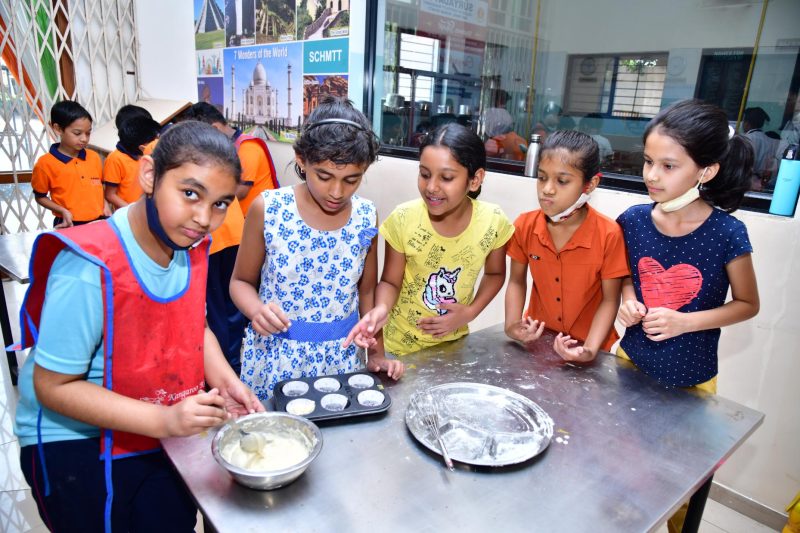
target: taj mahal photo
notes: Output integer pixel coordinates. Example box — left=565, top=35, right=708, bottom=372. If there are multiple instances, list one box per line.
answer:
left=223, top=42, right=303, bottom=141
left=232, top=61, right=280, bottom=124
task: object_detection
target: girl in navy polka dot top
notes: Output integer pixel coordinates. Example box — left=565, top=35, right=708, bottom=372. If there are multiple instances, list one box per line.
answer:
left=616, top=100, right=760, bottom=389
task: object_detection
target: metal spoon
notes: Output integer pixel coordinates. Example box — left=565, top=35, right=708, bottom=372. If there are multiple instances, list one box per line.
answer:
left=232, top=422, right=266, bottom=454
left=239, top=431, right=267, bottom=455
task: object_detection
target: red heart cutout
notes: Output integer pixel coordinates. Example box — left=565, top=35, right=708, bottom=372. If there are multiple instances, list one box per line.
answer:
left=638, top=257, right=702, bottom=310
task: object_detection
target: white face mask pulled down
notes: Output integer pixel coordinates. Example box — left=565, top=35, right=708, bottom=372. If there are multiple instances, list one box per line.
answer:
left=659, top=168, right=707, bottom=213
left=548, top=192, right=590, bottom=223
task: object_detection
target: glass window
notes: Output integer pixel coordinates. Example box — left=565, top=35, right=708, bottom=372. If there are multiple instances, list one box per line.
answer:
left=397, top=33, right=439, bottom=103
left=565, top=53, right=668, bottom=120
left=371, top=0, right=800, bottom=208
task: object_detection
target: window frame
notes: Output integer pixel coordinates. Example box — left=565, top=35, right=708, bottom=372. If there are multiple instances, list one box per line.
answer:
left=363, top=10, right=773, bottom=214
left=564, top=52, right=669, bottom=121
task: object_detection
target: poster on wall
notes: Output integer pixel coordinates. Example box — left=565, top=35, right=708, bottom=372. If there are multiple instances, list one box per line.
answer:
left=257, top=0, right=296, bottom=43
left=194, top=0, right=225, bottom=49
left=303, top=75, right=348, bottom=119
left=226, top=0, right=257, bottom=47
left=196, top=49, right=223, bottom=77
left=297, top=0, right=350, bottom=40
left=303, top=36, right=349, bottom=118
left=198, top=77, right=224, bottom=113
left=194, top=0, right=351, bottom=142
left=223, top=43, right=303, bottom=142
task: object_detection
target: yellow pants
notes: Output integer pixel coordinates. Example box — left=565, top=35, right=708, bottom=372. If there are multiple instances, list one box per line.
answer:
left=785, top=491, right=800, bottom=533
left=615, top=346, right=717, bottom=532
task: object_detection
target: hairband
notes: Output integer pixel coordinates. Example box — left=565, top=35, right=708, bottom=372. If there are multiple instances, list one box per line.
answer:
left=304, top=118, right=367, bottom=133
left=728, top=124, right=735, bottom=140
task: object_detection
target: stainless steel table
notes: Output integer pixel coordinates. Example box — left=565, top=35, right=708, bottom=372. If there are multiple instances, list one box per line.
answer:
left=0, top=231, right=39, bottom=385
left=162, top=324, right=764, bottom=533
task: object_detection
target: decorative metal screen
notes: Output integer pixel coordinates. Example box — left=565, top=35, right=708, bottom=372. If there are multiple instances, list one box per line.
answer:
left=0, top=0, right=139, bottom=233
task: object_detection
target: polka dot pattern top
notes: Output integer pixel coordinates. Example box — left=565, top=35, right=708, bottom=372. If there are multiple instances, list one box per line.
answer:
left=616, top=204, right=753, bottom=387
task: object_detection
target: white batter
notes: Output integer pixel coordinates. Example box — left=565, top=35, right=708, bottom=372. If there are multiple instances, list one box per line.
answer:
left=221, top=431, right=310, bottom=471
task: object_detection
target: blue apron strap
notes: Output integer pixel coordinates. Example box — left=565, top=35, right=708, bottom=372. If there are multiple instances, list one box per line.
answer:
left=35, top=409, right=51, bottom=496
left=273, top=311, right=359, bottom=343
left=103, top=430, right=113, bottom=533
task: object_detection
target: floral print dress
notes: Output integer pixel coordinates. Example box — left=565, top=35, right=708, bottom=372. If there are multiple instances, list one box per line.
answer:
left=240, top=186, right=377, bottom=400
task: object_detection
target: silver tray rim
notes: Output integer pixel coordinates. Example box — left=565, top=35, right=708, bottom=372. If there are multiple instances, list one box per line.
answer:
left=404, top=382, right=554, bottom=467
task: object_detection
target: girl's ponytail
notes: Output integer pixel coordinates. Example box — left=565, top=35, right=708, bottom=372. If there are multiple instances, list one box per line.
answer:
left=701, top=133, right=754, bottom=212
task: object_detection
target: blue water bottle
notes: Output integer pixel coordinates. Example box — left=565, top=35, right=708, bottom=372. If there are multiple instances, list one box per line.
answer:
left=769, top=144, right=800, bottom=216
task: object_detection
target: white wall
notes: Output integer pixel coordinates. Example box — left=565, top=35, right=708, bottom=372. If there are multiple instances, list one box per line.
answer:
left=267, top=142, right=799, bottom=515
left=134, top=0, right=197, bottom=101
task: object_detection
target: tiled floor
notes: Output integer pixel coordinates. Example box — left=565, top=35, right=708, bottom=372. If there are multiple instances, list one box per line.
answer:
left=0, top=279, right=780, bottom=533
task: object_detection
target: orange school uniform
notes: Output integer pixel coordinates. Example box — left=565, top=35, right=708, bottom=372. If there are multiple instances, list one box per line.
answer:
left=235, top=133, right=277, bottom=215
left=507, top=205, right=629, bottom=351
left=102, top=145, right=143, bottom=204
left=209, top=197, right=244, bottom=254
left=31, top=144, right=104, bottom=222
left=142, top=138, right=158, bottom=156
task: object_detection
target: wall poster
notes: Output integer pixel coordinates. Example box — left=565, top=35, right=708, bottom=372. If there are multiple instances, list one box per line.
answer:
left=193, top=0, right=351, bottom=143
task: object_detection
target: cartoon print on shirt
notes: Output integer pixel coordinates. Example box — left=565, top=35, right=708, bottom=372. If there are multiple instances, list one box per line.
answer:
left=423, top=266, right=461, bottom=315
left=638, top=257, right=703, bottom=310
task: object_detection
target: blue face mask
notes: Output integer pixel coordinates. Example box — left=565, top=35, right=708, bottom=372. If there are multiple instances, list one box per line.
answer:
left=145, top=194, right=191, bottom=251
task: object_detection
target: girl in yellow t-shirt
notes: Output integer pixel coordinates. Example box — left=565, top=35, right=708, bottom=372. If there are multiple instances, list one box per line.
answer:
left=345, top=123, right=514, bottom=355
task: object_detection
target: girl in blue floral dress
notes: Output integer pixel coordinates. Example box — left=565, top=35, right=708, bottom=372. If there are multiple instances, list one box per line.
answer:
left=231, top=97, right=405, bottom=400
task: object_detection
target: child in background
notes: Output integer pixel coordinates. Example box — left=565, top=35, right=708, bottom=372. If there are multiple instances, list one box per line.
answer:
left=14, top=121, right=263, bottom=532
left=504, top=130, right=629, bottom=362
left=345, top=123, right=514, bottom=356
left=577, top=113, right=614, bottom=165
left=741, top=106, right=779, bottom=190
left=190, top=102, right=279, bottom=213
left=113, top=103, right=152, bottom=129
left=484, top=90, right=526, bottom=161
left=104, top=115, right=161, bottom=208
left=231, top=97, right=404, bottom=400
left=140, top=107, right=195, bottom=156
left=204, top=192, right=248, bottom=374
left=615, top=100, right=759, bottom=532
left=167, top=104, right=244, bottom=372
left=190, top=102, right=279, bottom=372
left=32, top=100, right=109, bottom=228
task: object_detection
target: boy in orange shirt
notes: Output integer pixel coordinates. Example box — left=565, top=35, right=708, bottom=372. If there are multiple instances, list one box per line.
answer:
left=32, top=101, right=108, bottom=228
left=104, top=116, right=161, bottom=208
left=505, top=130, right=629, bottom=362
left=189, top=102, right=278, bottom=214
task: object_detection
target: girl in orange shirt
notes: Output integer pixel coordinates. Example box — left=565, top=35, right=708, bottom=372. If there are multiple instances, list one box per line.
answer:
left=505, top=130, right=629, bottom=362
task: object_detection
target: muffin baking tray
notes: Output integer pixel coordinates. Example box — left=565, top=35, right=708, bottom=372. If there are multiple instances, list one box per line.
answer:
left=273, top=372, right=392, bottom=421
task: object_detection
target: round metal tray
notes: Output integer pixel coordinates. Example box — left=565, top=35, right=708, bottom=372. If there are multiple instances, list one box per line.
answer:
left=405, top=382, right=554, bottom=467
